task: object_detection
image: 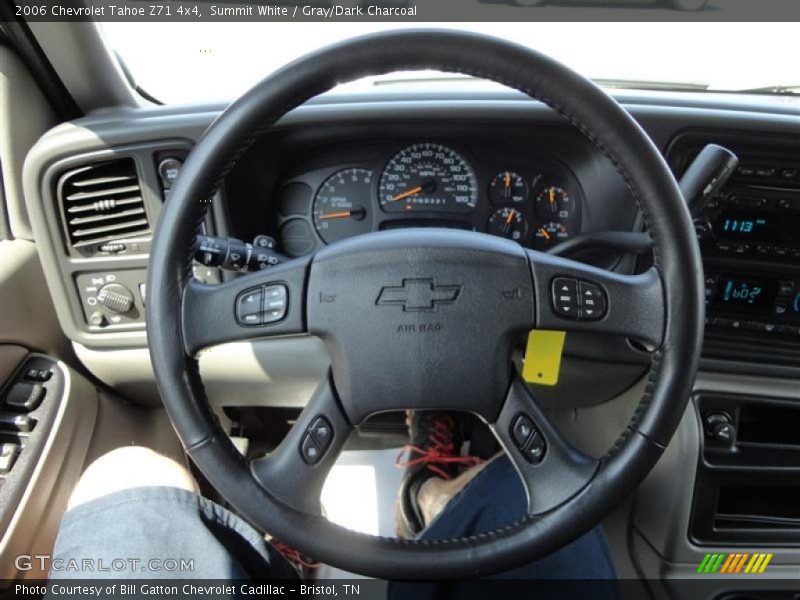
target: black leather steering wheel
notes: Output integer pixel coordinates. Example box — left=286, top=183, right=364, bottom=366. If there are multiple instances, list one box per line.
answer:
left=146, top=30, right=704, bottom=579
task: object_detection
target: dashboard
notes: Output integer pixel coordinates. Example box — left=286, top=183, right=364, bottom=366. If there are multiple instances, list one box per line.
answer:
left=273, top=141, right=582, bottom=256
left=19, top=87, right=800, bottom=376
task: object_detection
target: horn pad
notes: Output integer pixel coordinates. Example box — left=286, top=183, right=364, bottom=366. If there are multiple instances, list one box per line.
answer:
left=307, top=229, right=534, bottom=423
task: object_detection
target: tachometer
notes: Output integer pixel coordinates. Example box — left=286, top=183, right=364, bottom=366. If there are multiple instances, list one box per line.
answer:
left=312, top=168, right=373, bottom=244
left=378, top=143, right=478, bottom=214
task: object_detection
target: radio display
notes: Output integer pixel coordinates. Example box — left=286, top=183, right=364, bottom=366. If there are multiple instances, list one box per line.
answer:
left=714, top=210, right=800, bottom=245
left=712, top=275, right=775, bottom=315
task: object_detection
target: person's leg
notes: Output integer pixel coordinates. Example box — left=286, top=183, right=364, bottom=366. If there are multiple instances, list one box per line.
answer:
left=390, top=454, right=619, bottom=600
left=51, top=446, right=297, bottom=580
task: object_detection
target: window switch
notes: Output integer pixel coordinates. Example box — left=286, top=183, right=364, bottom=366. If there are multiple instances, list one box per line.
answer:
left=0, top=413, right=34, bottom=432
left=24, top=368, right=52, bottom=382
left=3, top=382, right=45, bottom=413
left=0, top=443, right=20, bottom=474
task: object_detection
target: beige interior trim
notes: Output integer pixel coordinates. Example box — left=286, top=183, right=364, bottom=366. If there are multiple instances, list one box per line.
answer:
left=0, top=46, right=57, bottom=240
left=0, top=358, right=98, bottom=580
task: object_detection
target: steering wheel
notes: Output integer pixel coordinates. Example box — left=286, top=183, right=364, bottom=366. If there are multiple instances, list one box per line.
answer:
left=147, top=30, right=704, bottom=579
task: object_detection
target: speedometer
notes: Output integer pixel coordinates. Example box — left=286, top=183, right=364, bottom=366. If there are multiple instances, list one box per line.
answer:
left=378, top=143, right=478, bottom=214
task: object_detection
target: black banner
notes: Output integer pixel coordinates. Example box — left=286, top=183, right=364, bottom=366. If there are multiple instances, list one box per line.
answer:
left=9, top=0, right=800, bottom=22
left=4, top=579, right=800, bottom=600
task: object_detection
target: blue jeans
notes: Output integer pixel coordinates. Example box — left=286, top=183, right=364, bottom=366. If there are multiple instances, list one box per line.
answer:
left=52, top=456, right=618, bottom=598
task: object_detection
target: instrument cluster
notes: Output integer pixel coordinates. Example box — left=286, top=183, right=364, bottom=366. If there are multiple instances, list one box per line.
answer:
left=275, top=141, right=583, bottom=257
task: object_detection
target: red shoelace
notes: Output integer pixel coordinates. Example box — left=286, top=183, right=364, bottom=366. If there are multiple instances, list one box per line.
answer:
left=395, top=415, right=483, bottom=480
left=271, top=540, right=320, bottom=570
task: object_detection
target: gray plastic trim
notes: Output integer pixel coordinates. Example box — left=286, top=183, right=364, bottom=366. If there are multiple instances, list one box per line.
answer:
left=631, top=371, right=800, bottom=586
left=24, top=140, right=194, bottom=348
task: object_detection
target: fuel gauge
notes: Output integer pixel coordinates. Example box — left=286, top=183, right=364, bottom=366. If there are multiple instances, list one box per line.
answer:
left=535, top=186, right=573, bottom=221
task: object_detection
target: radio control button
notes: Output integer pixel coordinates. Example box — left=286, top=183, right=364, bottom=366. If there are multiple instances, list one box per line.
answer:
left=578, top=281, right=607, bottom=320
left=772, top=246, right=789, bottom=258
left=777, top=281, right=795, bottom=298
left=773, top=302, right=788, bottom=317
left=755, top=245, right=773, bottom=256
left=551, top=278, right=579, bottom=318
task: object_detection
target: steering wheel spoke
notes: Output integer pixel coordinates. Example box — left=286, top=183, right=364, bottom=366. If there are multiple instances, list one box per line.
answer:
left=181, top=255, right=311, bottom=355
left=528, top=249, right=666, bottom=349
left=251, top=372, right=353, bottom=515
left=492, top=374, right=598, bottom=514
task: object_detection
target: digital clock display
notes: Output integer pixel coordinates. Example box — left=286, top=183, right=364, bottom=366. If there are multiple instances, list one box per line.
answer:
left=714, top=210, right=800, bottom=245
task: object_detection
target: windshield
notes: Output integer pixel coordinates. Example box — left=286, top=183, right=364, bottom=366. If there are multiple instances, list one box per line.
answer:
left=101, top=22, right=798, bottom=104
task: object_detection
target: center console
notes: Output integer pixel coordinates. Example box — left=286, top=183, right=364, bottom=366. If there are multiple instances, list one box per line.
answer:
left=668, top=131, right=800, bottom=368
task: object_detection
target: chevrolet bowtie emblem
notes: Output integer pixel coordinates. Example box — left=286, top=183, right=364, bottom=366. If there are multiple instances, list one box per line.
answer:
left=376, top=278, right=462, bottom=312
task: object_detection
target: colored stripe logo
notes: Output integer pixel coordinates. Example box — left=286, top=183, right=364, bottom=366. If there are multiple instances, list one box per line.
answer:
left=696, top=553, right=773, bottom=574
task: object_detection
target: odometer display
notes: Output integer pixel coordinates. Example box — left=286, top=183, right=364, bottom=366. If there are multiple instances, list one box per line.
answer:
left=378, top=143, right=478, bottom=214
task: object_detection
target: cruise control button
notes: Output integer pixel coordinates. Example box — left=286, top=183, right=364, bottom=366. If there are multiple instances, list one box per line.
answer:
left=300, top=433, right=322, bottom=465
left=309, top=417, right=332, bottom=449
left=236, top=287, right=264, bottom=326
left=551, top=277, right=578, bottom=319
left=511, top=415, right=535, bottom=448
left=522, top=433, right=546, bottom=464
left=263, top=285, right=288, bottom=323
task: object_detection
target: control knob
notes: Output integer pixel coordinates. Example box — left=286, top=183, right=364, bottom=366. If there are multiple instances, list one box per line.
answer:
left=97, top=283, right=135, bottom=314
left=705, top=413, right=735, bottom=443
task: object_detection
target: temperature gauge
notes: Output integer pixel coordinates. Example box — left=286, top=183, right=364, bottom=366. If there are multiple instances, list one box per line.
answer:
left=535, top=186, right=573, bottom=221
left=489, top=171, right=528, bottom=204
left=534, top=222, right=570, bottom=250
left=488, top=207, right=526, bottom=241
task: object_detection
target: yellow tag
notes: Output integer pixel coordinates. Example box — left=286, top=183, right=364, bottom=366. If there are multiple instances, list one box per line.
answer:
left=522, top=330, right=566, bottom=386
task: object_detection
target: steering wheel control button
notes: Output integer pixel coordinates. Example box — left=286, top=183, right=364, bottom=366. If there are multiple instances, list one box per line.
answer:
left=510, top=414, right=545, bottom=463
left=578, top=281, right=607, bottom=320
left=263, top=285, right=288, bottom=324
left=300, top=433, right=323, bottom=465
left=309, top=417, right=333, bottom=449
left=523, top=433, right=547, bottom=464
left=511, top=414, right=535, bottom=447
left=236, top=287, right=264, bottom=326
left=551, top=277, right=608, bottom=320
left=551, top=277, right=579, bottom=318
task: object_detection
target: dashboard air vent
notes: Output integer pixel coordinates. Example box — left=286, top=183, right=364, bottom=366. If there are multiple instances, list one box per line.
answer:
left=57, top=158, right=150, bottom=253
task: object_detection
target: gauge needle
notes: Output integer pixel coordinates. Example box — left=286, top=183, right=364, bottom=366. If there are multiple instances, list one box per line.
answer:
left=539, top=227, right=551, bottom=240
left=319, top=207, right=365, bottom=221
left=549, top=187, right=556, bottom=208
left=503, top=209, right=516, bottom=233
left=390, top=186, right=423, bottom=202
left=319, top=210, right=353, bottom=220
